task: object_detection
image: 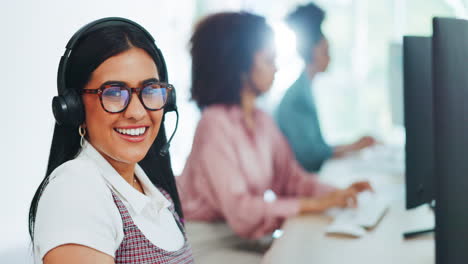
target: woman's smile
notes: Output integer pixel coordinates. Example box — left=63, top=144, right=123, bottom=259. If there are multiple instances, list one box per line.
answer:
left=114, top=125, right=150, bottom=143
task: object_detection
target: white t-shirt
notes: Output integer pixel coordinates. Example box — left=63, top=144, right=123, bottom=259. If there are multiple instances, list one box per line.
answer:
left=33, top=141, right=184, bottom=263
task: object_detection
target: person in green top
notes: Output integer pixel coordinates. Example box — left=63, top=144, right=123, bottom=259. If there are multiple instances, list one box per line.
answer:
left=275, top=2, right=375, bottom=173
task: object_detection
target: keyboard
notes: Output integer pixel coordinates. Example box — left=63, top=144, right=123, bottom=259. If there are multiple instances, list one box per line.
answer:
left=325, top=192, right=390, bottom=237
left=357, top=144, right=405, bottom=175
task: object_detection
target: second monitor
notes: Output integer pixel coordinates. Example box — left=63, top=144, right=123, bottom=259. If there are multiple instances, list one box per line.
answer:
left=403, top=36, right=435, bottom=210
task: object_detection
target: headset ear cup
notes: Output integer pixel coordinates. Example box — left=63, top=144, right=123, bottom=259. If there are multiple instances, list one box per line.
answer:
left=164, top=88, right=177, bottom=113
left=52, top=95, right=68, bottom=126
left=52, top=89, right=85, bottom=126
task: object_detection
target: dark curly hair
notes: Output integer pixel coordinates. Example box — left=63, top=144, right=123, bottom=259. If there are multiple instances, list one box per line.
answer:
left=287, top=2, right=326, bottom=62
left=189, top=12, right=274, bottom=109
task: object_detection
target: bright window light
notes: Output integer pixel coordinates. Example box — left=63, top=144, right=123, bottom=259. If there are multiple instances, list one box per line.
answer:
left=261, top=20, right=303, bottom=114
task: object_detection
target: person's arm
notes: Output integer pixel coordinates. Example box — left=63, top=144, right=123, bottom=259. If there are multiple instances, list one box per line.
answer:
left=34, top=160, right=121, bottom=263
left=298, top=181, right=373, bottom=214
left=271, top=115, right=336, bottom=198
left=332, top=136, right=376, bottom=158
left=275, top=86, right=333, bottom=172
left=44, top=245, right=114, bottom=264
left=298, top=188, right=355, bottom=214
left=192, top=114, right=302, bottom=239
left=269, top=116, right=372, bottom=213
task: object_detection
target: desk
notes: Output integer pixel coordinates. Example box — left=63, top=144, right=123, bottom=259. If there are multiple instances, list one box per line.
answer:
left=264, top=146, right=435, bottom=264
left=264, top=200, right=433, bottom=264
left=185, top=221, right=264, bottom=263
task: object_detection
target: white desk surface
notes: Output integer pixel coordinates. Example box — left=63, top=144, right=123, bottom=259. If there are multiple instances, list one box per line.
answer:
left=264, top=145, right=435, bottom=264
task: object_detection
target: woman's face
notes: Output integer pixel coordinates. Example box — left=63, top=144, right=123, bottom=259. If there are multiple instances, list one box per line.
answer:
left=82, top=47, right=163, bottom=166
left=247, top=46, right=277, bottom=95
left=312, top=38, right=330, bottom=73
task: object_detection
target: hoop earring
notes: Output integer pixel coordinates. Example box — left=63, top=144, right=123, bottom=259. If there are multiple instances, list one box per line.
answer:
left=78, top=125, right=86, bottom=147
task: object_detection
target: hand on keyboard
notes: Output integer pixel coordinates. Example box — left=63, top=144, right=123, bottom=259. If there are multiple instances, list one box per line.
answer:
left=321, top=181, right=373, bottom=209
left=327, top=191, right=390, bottom=231
left=343, top=191, right=389, bottom=227
left=299, top=181, right=373, bottom=214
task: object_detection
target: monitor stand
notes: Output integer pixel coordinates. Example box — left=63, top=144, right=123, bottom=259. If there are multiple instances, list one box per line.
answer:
left=403, top=201, right=435, bottom=239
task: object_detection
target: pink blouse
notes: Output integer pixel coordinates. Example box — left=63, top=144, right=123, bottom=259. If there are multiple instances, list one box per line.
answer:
left=177, top=105, right=336, bottom=239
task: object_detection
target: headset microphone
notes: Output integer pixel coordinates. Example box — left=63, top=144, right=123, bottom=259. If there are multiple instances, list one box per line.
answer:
left=160, top=108, right=178, bottom=156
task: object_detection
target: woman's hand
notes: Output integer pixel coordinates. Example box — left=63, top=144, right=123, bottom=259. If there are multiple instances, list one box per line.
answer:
left=351, top=136, right=376, bottom=151
left=333, top=136, right=376, bottom=158
left=299, top=181, right=373, bottom=214
left=349, top=181, right=373, bottom=193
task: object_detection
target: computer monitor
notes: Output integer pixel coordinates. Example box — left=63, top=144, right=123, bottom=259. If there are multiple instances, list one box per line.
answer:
left=403, top=36, right=435, bottom=210
left=432, top=17, right=468, bottom=264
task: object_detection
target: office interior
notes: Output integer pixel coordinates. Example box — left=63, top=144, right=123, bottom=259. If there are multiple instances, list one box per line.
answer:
left=1, top=0, right=467, bottom=263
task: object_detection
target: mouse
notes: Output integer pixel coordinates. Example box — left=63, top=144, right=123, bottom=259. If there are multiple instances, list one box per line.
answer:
left=325, top=221, right=367, bottom=238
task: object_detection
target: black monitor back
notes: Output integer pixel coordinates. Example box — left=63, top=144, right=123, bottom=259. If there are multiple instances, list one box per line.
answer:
left=403, top=36, right=435, bottom=210
left=433, top=17, right=468, bottom=264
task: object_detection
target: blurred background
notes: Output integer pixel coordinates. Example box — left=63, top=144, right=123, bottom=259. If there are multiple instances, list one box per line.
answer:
left=0, top=0, right=465, bottom=262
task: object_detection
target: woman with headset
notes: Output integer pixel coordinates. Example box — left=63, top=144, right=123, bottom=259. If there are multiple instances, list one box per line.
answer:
left=178, top=12, right=372, bottom=240
left=28, top=18, right=193, bottom=263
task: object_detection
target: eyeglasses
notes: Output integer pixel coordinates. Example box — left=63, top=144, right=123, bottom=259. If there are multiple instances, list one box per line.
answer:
left=81, top=81, right=173, bottom=113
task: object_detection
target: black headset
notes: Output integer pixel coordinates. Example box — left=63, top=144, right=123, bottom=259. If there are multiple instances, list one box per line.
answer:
left=52, top=17, right=178, bottom=155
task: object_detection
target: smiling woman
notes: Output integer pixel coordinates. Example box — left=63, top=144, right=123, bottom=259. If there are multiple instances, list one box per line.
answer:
left=81, top=48, right=166, bottom=165
left=28, top=18, right=193, bottom=264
